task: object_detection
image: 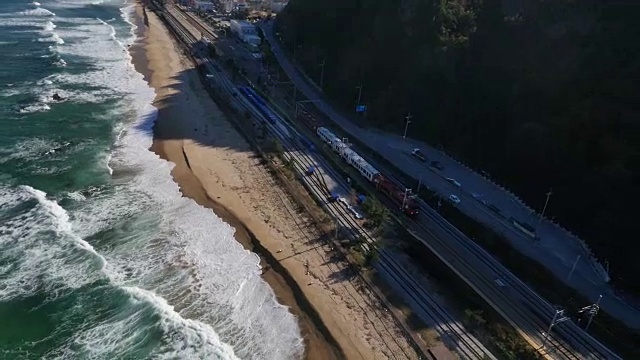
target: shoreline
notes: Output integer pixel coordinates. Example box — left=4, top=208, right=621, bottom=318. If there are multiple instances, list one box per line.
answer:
left=129, top=4, right=343, bottom=360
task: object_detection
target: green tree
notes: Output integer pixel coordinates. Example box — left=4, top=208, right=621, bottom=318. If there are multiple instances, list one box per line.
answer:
left=277, top=0, right=640, bottom=296
left=362, top=197, right=388, bottom=229
left=364, top=246, right=379, bottom=267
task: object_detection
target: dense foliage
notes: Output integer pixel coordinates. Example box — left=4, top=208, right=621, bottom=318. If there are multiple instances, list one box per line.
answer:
left=276, top=0, right=639, bottom=293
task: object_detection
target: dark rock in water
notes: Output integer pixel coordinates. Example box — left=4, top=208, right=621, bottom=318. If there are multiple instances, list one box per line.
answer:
left=52, top=93, right=64, bottom=101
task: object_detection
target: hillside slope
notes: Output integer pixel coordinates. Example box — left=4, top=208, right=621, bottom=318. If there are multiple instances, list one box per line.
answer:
left=275, top=0, right=640, bottom=293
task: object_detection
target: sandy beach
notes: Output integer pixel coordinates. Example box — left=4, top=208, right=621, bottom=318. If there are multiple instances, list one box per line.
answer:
left=130, top=4, right=420, bottom=359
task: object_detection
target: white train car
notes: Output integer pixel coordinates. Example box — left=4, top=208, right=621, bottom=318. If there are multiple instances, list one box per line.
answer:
left=317, top=127, right=337, bottom=145
left=317, top=127, right=379, bottom=182
left=341, top=147, right=379, bottom=182
left=318, top=127, right=346, bottom=153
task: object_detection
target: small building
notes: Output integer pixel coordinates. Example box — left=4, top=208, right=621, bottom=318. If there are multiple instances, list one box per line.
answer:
left=235, top=1, right=248, bottom=11
left=270, top=1, right=287, bottom=13
left=221, top=0, right=233, bottom=13
left=194, top=1, right=214, bottom=12
left=244, top=35, right=261, bottom=46
left=230, top=19, right=260, bottom=44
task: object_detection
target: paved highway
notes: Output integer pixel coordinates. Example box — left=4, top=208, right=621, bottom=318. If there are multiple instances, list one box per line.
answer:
left=156, top=3, right=496, bottom=359
left=168, top=7, right=623, bottom=359
left=257, top=20, right=640, bottom=331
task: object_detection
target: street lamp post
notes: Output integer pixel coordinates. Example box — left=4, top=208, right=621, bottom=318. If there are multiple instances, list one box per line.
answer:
left=567, top=255, right=581, bottom=281
left=401, top=188, right=411, bottom=210
left=319, top=59, right=326, bottom=90
left=580, top=295, right=602, bottom=331
left=538, top=188, right=553, bottom=227
left=542, top=309, right=570, bottom=348
left=355, top=85, right=363, bottom=107
left=403, top=112, right=413, bottom=141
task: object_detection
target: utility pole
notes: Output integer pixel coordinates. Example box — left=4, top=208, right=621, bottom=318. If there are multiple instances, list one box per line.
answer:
left=417, top=174, right=422, bottom=194
left=542, top=309, right=570, bottom=348
left=580, top=295, right=602, bottom=331
left=319, top=58, right=326, bottom=90
left=538, top=188, right=553, bottom=227
left=402, top=188, right=410, bottom=210
left=355, top=85, right=363, bottom=107
left=567, top=255, right=581, bottom=281
left=295, top=99, right=321, bottom=118
left=403, top=112, right=413, bottom=141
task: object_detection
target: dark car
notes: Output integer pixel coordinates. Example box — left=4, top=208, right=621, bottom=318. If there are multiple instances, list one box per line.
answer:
left=430, top=161, right=445, bottom=170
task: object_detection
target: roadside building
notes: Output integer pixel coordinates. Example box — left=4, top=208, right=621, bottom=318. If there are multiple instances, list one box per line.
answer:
left=234, top=0, right=248, bottom=11
left=270, top=1, right=287, bottom=13
left=230, top=19, right=261, bottom=45
left=221, top=0, right=233, bottom=13
left=194, top=1, right=214, bottom=12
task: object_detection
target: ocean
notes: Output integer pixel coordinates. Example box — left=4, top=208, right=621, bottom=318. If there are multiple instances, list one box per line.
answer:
left=0, top=1, right=303, bottom=359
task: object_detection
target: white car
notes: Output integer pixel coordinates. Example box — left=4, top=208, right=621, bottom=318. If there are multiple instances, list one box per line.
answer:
left=348, top=207, right=364, bottom=219
left=448, top=194, right=461, bottom=204
left=337, top=197, right=349, bottom=207
left=445, top=177, right=462, bottom=187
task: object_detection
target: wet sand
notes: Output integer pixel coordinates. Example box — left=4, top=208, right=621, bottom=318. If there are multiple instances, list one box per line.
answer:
left=130, top=4, right=342, bottom=360
left=130, top=3, right=421, bottom=359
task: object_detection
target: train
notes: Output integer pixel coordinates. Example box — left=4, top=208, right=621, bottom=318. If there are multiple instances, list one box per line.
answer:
left=238, top=86, right=292, bottom=139
left=295, top=105, right=419, bottom=216
left=238, top=86, right=278, bottom=123
left=316, top=126, right=419, bottom=216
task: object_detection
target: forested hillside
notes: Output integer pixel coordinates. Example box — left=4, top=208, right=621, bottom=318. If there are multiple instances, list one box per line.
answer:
left=275, top=0, right=640, bottom=293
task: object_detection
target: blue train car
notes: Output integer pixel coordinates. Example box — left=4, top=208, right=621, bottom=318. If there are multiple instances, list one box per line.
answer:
left=300, top=137, right=315, bottom=152
left=239, top=86, right=277, bottom=124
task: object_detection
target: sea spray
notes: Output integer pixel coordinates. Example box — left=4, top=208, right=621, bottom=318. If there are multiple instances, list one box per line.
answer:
left=0, top=0, right=304, bottom=358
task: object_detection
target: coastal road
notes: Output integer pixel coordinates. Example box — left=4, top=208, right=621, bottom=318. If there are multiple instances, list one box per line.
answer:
left=172, top=6, right=626, bottom=360
left=258, top=20, right=640, bottom=332
left=156, top=4, right=498, bottom=359
left=254, top=21, right=624, bottom=360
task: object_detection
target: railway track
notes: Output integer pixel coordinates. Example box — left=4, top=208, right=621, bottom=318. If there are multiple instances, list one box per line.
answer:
left=150, top=3, right=544, bottom=359
left=288, top=106, right=608, bottom=359
left=292, top=106, right=617, bottom=359
left=245, top=21, right=621, bottom=360
left=262, top=107, right=495, bottom=360
left=163, top=8, right=588, bottom=359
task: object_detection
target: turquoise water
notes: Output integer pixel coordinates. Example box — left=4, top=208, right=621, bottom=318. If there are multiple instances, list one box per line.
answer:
left=0, top=1, right=303, bottom=359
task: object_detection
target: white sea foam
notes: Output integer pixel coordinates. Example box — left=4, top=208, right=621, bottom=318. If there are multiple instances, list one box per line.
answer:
left=0, top=186, right=106, bottom=301
left=0, top=138, right=65, bottom=164
left=20, top=7, right=56, bottom=17
left=19, top=103, right=51, bottom=113
left=0, top=186, right=241, bottom=359
left=53, top=58, right=67, bottom=67
left=44, top=20, right=56, bottom=31
left=37, top=32, right=65, bottom=44
left=1, top=1, right=304, bottom=358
